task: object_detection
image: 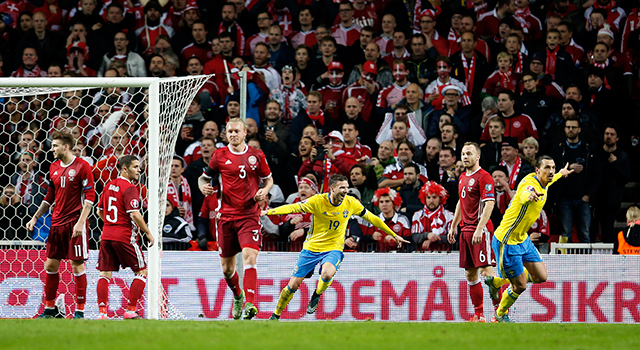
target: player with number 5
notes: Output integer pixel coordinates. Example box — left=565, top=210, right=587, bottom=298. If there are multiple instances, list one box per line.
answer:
left=198, top=118, right=273, bottom=320
left=261, top=174, right=409, bottom=320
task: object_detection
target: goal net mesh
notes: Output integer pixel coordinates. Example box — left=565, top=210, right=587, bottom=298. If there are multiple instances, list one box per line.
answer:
left=0, top=76, right=209, bottom=319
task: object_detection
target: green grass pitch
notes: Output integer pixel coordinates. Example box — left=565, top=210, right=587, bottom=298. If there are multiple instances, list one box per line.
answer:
left=1, top=320, right=638, bottom=350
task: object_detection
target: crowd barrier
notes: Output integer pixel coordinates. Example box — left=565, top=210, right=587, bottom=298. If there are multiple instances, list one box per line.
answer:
left=1, top=250, right=639, bottom=323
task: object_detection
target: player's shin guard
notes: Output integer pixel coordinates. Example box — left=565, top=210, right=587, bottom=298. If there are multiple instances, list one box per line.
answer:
left=128, top=275, right=146, bottom=312
left=97, top=276, right=110, bottom=314
left=243, top=265, right=257, bottom=304
left=496, top=287, right=520, bottom=317
left=74, top=271, right=87, bottom=311
left=274, top=286, right=297, bottom=316
left=468, top=279, right=484, bottom=316
left=225, top=270, right=242, bottom=297
left=44, top=271, right=60, bottom=308
left=316, top=277, right=333, bottom=294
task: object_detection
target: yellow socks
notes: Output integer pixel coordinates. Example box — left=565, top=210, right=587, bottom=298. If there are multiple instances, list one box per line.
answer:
left=316, top=277, right=333, bottom=294
left=274, top=286, right=296, bottom=316
left=496, top=287, right=520, bottom=317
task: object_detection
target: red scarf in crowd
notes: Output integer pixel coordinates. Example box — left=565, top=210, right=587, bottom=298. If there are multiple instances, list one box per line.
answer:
left=448, top=27, right=458, bottom=42
left=500, top=156, right=522, bottom=190
left=498, top=68, right=515, bottom=91
left=515, top=6, right=532, bottom=30
left=474, top=3, right=488, bottom=17
left=592, top=60, right=612, bottom=89
left=546, top=46, right=560, bottom=78
left=307, top=108, right=325, bottom=127
left=594, top=0, right=617, bottom=11
left=496, top=190, right=512, bottom=214
left=281, top=85, right=296, bottom=123
left=514, top=52, right=524, bottom=74
left=168, top=176, right=194, bottom=228
left=425, top=205, right=448, bottom=237
left=461, top=53, right=476, bottom=96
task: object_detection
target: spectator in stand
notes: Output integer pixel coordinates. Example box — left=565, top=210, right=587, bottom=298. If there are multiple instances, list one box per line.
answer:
left=504, top=33, right=526, bottom=73
left=163, top=193, right=193, bottom=251
left=269, top=65, right=307, bottom=126
left=398, top=163, right=424, bottom=220
left=481, top=89, right=538, bottom=145
left=383, top=30, right=410, bottom=68
left=557, top=21, right=584, bottom=66
left=10, top=151, right=46, bottom=217
left=169, top=3, right=200, bottom=54
left=186, top=57, right=221, bottom=109
left=376, top=60, right=411, bottom=113
left=135, top=1, right=174, bottom=57
left=341, top=97, right=377, bottom=148
left=345, top=42, right=391, bottom=88
left=99, top=31, right=146, bottom=77
left=379, top=140, right=428, bottom=189
left=183, top=121, right=218, bottom=166
left=482, top=52, right=520, bottom=99
left=594, top=124, right=630, bottom=243
left=332, top=0, right=362, bottom=47
left=435, top=146, right=458, bottom=211
left=376, top=109, right=427, bottom=149
left=279, top=178, right=318, bottom=251
left=406, top=34, right=437, bottom=89
left=417, top=7, right=448, bottom=57
left=341, top=121, right=372, bottom=162
left=343, top=61, right=380, bottom=123
left=94, top=2, right=136, bottom=54
left=521, top=136, right=539, bottom=166
left=375, top=14, right=395, bottom=55
left=490, top=166, right=514, bottom=227
left=11, top=46, right=47, bottom=77
left=309, top=36, right=340, bottom=90
left=289, top=91, right=336, bottom=151
left=370, top=140, right=395, bottom=179
left=15, top=11, right=65, bottom=72
left=318, top=61, right=346, bottom=121
left=169, top=155, right=195, bottom=231
left=394, top=83, right=430, bottom=133
left=180, top=20, right=213, bottom=69
left=12, top=11, right=33, bottom=45
left=217, top=2, right=245, bottom=57
left=290, top=6, right=316, bottom=49
left=298, top=131, right=354, bottom=193
left=371, top=187, right=412, bottom=252
left=286, top=134, right=316, bottom=185
left=550, top=116, right=601, bottom=244
left=184, top=136, right=216, bottom=226
left=422, top=137, right=441, bottom=180
left=0, top=184, right=28, bottom=240
left=547, top=1, right=580, bottom=24
left=498, top=137, right=534, bottom=190
left=411, top=181, right=453, bottom=251
left=245, top=11, right=272, bottom=56
left=440, top=122, right=461, bottom=157
left=516, top=71, right=554, bottom=129
left=535, top=29, right=576, bottom=89
left=252, top=42, right=280, bottom=92
left=584, top=0, right=627, bottom=34
left=267, top=24, right=294, bottom=72
left=451, top=32, right=490, bottom=104
left=147, top=53, right=166, bottom=78
left=197, top=190, right=219, bottom=252
left=427, top=85, right=470, bottom=139
left=68, top=0, right=103, bottom=33
left=350, top=164, right=377, bottom=214
left=476, top=0, right=516, bottom=40
left=258, top=100, right=292, bottom=193
left=424, top=56, right=470, bottom=111
left=294, top=45, right=313, bottom=89
left=528, top=209, right=550, bottom=247
left=513, top=0, right=543, bottom=43
left=64, top=40, right=96, bottom=77
left=175, top=96, right=206, bottom=156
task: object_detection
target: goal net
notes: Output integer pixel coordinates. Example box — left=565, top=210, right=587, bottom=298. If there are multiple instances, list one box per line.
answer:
left=0, top=76, right=211, bottom=319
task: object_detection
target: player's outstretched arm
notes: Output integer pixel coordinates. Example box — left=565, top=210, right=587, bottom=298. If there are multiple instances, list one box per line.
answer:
left=361, top=210, right=410, bottom=247
left=26, top=201, right=51, bottom=231
left=130, top=211, right=155, bottom=247
left=264, top=202, right=307, bottom=216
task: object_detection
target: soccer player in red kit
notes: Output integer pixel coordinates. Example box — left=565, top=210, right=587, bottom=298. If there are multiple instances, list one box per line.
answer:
left=198, top=118, right=273, bottom=320
left=26, top=131, right=96, bottom=319
left=95, top=155, right=155, bottom=320
left=447, top=142, right=498, bottom=322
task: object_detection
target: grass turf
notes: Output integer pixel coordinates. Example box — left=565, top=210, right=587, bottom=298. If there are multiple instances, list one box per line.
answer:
left=1, top=319, right=637, bottom=350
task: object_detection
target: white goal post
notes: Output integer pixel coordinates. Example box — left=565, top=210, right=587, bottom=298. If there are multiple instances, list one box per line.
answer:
left=0, top=76, right=216, bottom=319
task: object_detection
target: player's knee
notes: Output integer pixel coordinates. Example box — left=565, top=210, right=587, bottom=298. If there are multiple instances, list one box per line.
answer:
left=464, top=269, right=479, bottom=281
left=222, top=267, right=235, bottom=278
left=136, top=269, right=148, bottom=277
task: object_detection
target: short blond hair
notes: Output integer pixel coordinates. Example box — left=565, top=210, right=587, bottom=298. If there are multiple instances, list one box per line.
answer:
left=227, top=117, right=247, bottom=131
left=627, top=206, right=640, bottom=224
left=522, top=137, right=539, bottom=150
left=497, top=52, right=513, bottom=64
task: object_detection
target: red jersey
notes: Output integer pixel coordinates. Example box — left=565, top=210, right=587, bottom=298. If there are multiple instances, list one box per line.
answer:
left=317, top=84, right=346, bottom=121
left=181, top=42, right=214, bottom=67
left=135, top=24, right=175, bottom=56
left=563, top=39, right=584, bottom=66
left=376, top=81, right=409, bottom=108
left=207, top=146, right=272, bottom=217
left=481, top=114, right=538, bottom=142
left=333, top=3, right=379, bottom=30
left=621, top=8, right=640, bottom=54
left=476, top=9, right=502, bottom=38
left=289, top=30, right=317, bottom=49
left=375, top=35, right=394, bottom=55
left=372, top=212, right=411, bottom=251
left=343, top=142, right=372, bottom=160
left=97, top=177, right=141, bottom=243
left=528, top=209, right=549, bottom=236
left=331, top=23, right=362, bottom=46
left=482, top=70, right=520, bottom=97
left=449, top=37, right=491, bottom=61
left=43, top=157, right=96, bottom=226
left=343, top=81, right=380, bottom=122
left=458, top=168, right=495, bottom=232
left=199, top=192, right=219, bottom=238
left=245, top=33, right=268, bottom=55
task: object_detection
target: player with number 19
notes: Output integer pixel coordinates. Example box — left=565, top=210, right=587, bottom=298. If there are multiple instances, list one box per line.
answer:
left=261, top=174, right=409, bottom=320
left=198, top=118, right=273, bottom=320
left=26, top=131, right=96, bottom=319
left=95, top=155, right=155, bottom=320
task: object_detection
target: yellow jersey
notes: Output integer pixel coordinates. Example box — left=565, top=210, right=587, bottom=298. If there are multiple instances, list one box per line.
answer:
left=266, top=193, right=366, bottom=252
left=494, top=173, right=563, bottom=245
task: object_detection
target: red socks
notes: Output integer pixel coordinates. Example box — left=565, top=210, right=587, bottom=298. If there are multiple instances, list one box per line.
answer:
left=225, top=271, right=242, bottom=297
left=97, top=276, right=110, bottom=314
left=44, top=271, right=59, bottom=308
left=74, top=272, right=87, bottom=311
left=469, top=279, right=484, bottom=316
left=243, top=266, right=257, bottom=304
left=128, top=276, right=146, bottom=312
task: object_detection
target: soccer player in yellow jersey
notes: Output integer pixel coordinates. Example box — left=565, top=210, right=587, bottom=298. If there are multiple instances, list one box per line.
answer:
left=261, top=174, right=409, bottom=320
left=485, top=156, right=573, bottom=322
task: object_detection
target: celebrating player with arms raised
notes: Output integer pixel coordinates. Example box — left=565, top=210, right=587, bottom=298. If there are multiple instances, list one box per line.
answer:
left=26, top=131, right=96, bottom=319
left=96, top=155, right=155, bottom=319
left=448, top=142, right=498, bottom=322
left=198, top=118, right=273, bottom=320
left=262, top=174, right=409, bottom=320
left=486, top=156, right=573, bottom=322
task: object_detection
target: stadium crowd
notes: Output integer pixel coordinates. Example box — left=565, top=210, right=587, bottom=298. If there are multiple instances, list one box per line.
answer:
left=0, top=0, right=639, bottom=252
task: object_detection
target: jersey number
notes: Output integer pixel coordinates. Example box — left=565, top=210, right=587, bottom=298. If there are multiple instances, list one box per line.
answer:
left=238, top=165, right=246, bottom=179
left=461, top=186, right=466, bottom=199
left=328, top=220, right=340, bottom=231
left=106, top=197, right=118, bottom=223
left=74, top=244, right=82, bottom=257
left=60, top=176, right=66, bottom=188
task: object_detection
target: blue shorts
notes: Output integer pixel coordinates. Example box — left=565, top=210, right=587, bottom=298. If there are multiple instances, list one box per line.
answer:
left=292, top=249, right=344, bottom=278
left=492, top=236, right=543, bottom=279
